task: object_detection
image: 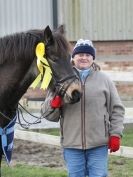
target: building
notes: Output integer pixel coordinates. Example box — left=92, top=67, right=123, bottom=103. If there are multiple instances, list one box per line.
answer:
left=0, top=0, right=132, bottom=101
left=0, top=0, right=133, bottom=60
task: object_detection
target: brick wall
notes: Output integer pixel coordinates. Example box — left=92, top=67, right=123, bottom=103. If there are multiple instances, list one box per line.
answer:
left=94, top=41, right=133, bottom=56
left=97, top=61, right=133, bottom=71
left=116, top=83, right=133, bottom=101
left=23, top=88, right=46, bottom=101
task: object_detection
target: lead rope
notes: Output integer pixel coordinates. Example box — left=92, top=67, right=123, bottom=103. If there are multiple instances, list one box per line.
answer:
left=17, top=102, right=57, bottom=129
left=59, top=107, right=64, bottom=141
left=0, top=103, right=56, bottom=129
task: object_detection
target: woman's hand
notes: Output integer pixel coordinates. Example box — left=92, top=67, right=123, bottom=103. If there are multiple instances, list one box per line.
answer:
left=50, top=95, right=63, bottom=108
left=108, top=136, right=120, bottom=152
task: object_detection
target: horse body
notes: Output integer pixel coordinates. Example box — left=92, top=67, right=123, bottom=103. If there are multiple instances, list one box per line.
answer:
left=0, top=26, right=81, bottom=171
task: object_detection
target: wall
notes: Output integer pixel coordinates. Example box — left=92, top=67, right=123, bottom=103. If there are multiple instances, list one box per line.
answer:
left=0, top=0, right=53, bottom=37
left=58, top=0, right=133, bottom=41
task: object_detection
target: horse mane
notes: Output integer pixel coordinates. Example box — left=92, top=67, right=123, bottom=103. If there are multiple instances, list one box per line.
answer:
left=0, top=28, right=70, bottom=65
left=0, top=30, right=44, bottom=65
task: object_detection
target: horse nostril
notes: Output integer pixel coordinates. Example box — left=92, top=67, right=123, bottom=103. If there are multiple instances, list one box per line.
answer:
left=71, top=90, right=81, bottom=104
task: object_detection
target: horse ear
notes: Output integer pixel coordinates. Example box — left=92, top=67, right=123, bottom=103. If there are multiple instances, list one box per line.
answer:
left=44, top=26, right=54, bottom=45
left=56, top=25, right=66, bottom=35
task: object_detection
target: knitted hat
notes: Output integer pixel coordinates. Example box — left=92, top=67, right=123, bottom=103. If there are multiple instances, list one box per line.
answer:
left=72, top=39, right=96, bottom=59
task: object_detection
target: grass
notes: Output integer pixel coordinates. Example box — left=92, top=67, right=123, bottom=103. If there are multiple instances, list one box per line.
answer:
left=1, top=156, right=133, bottom=177
left=26, top=128, right=60, bottom=136
left=1, top=163, right=67, bottom=177
left=122, top=125, right=133, bottom=147
left=108, top=156, right=133, bottom=177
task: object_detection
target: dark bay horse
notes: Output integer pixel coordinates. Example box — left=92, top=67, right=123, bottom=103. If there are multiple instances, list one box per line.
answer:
left=0, top=25, right=81, bottom=172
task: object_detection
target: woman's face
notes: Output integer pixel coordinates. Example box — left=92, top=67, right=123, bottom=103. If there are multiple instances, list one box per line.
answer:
left=72, top=53, right=94, bottom=70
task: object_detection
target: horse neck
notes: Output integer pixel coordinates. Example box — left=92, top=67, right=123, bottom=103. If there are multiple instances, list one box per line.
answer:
left=0, top=34, right=38, bottom=127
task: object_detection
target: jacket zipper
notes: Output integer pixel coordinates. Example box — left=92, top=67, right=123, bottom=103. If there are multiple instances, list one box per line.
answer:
left=75, top=68, right=91, bottom=149
left=81, top=82, right=86, bottom=149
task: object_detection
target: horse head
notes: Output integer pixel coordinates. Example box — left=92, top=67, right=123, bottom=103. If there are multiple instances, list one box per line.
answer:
left=0, top=25, right=81, bottom=121
left=41, top=25, right=81, bottom=104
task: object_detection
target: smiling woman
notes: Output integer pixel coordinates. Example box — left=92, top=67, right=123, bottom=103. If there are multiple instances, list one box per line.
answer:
left=43, top=38, right=125, bottom=177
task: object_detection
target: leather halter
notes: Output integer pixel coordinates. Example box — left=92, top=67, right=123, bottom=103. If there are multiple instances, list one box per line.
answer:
left=53, top=75, right=78, bottom=97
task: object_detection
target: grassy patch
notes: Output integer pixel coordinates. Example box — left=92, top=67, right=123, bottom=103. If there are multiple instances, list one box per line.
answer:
left=1, top=156, right=133, bottom=177
left=109, top=155, right=133, bottom=176
left=1, top=163, right=67, bottom=177
left=122, top=125, right=133, bottom=147
left=26, top=128, right=60, bottom=136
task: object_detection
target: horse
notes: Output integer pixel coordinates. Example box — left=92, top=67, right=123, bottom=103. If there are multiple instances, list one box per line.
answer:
left=0, top=25, right=81, bottom=173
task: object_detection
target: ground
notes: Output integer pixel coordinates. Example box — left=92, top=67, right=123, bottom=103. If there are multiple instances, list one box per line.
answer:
left=10, top=139, right=65, bottom=169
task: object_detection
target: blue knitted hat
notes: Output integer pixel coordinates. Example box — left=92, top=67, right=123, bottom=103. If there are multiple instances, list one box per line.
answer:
left=72, top=39, right=96, bottom=59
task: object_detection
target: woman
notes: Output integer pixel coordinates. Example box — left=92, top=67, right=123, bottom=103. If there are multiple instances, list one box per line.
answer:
left=42, top=39, right=125, bottom=177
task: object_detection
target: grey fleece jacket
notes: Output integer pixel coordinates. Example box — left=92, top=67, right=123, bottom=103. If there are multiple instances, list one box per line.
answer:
left=42, top=69, right=125, bottom=150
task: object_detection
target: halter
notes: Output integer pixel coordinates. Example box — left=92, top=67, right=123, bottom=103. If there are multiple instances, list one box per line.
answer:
left=53, top=74, right=78, bottom=97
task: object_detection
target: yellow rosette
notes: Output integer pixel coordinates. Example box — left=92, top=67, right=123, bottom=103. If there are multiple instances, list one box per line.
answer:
left=30, top=42, right=52, bottom=90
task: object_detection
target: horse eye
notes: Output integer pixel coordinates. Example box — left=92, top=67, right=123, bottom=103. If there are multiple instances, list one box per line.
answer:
left=51, top=57, right=58, bottom=62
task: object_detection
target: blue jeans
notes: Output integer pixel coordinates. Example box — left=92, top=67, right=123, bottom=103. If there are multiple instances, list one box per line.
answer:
left=63, top=146, right=108, bottom=177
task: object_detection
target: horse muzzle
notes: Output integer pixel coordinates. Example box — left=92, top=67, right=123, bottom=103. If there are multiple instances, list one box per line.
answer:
left=54, top=75, right=81, bottom=104
left=62, top=78, right=81, bottom=104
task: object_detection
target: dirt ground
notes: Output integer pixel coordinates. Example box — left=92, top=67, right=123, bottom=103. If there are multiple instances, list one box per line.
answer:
left=10, top=139, right=65, bottom=169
